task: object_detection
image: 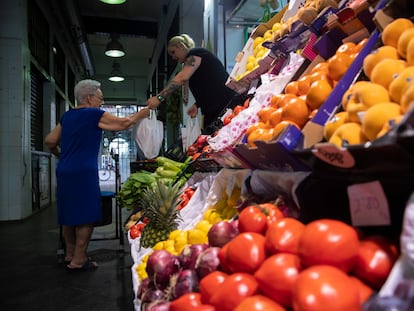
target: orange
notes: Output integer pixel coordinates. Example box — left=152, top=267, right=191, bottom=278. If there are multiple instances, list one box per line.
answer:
left=381, top=18, right=414, bottom=49
left=323, top=111, right=348, bottom=141
left=388, top=66, right=414, bottom=103
left=272, top=120, right=299, bottom=140
left=407, top=37, right=414, bottom=66
left=270, top=94, right=284, bottom=108
left=362, top=45, right=400, bottom=79
left=257, top=106, right=278, bottom=123
left=310, top=61, right=329, bottom=74
left=327, top=53, right=353, bottom=81
left=278, top=93, right=298, bottom=109
left=297, top=75, right=312, bottom=95
left=309, top=70, right=333, bottom=85
left=247, top=127, right=276, bottom=147
left=370, top=59, right=407, bottom=89
left=361, top=102, right=402, bottom=141
left=329, top=122, right=368, bottom=147
left=400, top=82, right=414, bottom=113
left=377, top=114, right=404, bottom=138
left=246, top=121, right=269, bottom=137
left=397, top=28, right=414, bottom=59
left=354, top=37, right=369, bottom=53
left=284, top=81, right=299, bottom=95
left=336, top=41, right=357, bottom=56
left=281, top=96, right=310, bottom=128
left=306, top=79, right=333, bottom=110
left=268, top=108, right=283, bottom=127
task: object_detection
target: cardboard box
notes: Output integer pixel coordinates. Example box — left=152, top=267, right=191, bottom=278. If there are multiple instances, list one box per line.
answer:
left=231, top=124, right=311, bottom=172
left=226, top=7, right=288, bottom=94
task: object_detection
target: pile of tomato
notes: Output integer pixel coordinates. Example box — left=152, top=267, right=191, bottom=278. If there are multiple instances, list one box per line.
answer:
left=166, top=203, right=399, bottom=311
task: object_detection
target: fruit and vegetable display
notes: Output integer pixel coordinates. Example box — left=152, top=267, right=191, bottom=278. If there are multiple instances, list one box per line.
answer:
left=122, top=1, right=414, bottom=310
left=130, top=174, right=405, bottom=311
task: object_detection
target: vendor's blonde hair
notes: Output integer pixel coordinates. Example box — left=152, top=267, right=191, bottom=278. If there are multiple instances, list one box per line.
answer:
left=168, top=34, right=195, bottom=50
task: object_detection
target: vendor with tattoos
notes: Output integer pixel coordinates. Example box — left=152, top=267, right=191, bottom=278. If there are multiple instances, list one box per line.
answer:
left=146, top=34, right=237, bottom=134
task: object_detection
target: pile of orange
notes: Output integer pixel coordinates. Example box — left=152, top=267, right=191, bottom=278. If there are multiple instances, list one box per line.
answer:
left=323, top=18, right=414, bottom=148
left=245, top=38, right=367, bottom=147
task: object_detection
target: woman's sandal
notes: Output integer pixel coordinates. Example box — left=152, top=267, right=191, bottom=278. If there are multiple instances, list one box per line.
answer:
left=66, top=259, right=98, bottom=272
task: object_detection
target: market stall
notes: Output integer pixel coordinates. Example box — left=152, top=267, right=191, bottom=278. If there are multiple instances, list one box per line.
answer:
left=120, top=0, right=414, bottom=309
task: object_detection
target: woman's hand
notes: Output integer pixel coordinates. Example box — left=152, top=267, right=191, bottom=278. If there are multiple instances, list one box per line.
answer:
left=138, top=107, right=151, bottom=119
left=187, top=104, right=198, bottom=117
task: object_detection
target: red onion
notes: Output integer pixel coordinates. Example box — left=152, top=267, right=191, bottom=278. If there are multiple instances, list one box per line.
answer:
left=195, top=247, right=221, bottom=279
left=173, top=269, right=200, bottom=299
left=178, top=243, right=209, bottom=270
left=141, top=288, right=165, bottom=304
left=143, top=301, right=171, bottom=311
left=137, top=277, right=152, bottom=300
left=146, top=250, right=180, bottom=289
left=207, top=220, right=238, bottom=247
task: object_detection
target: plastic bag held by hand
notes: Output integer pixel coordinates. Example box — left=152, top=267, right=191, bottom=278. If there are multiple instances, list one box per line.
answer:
left=135, top=110, right=163, bottom=159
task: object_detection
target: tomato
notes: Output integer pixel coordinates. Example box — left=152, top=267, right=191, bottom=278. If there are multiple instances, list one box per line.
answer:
left=129, top=223, right=145, bottom=239
left=349, top=276, right=374, bottom=305
left=265, top=217, right=305, bottom=255
left=292, top=265, right=360, bottom=311
left=191, top=305, right=215, bottom=311
left=233, top=105, right=244, bottom=115
left=209, top=272, right=259, bottom=311
left=238, top=203, right=284, bottom=235
left=234, top=295, right=286, bottom=311
left=217, top=243, right=232, bottom=273
left=238, top=206, right=268, bottom=234
left=352, top=235, right=399, bottom=290
left=170, top=292, right=203, bottom=311
left=298, top=219, right=360, bottom=272
left=226, top=232, right=266, bottom=274
left=199, top=271, right=228, bottom=304
left=254, top=253, right=301, bottom=308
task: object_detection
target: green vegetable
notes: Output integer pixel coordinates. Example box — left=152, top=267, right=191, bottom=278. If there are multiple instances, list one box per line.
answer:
left=156, top=156, right=186, bottom=169
left=155, top=166, right=178, bottom=178
left=117, top=170, right=156, bottom=210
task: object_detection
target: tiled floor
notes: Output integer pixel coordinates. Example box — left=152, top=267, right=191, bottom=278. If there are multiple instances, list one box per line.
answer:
left=0, top=176, right=136, bottom=311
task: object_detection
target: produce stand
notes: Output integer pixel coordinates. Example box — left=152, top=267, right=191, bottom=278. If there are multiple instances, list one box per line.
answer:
left=122, top=0, right=414, bottom=309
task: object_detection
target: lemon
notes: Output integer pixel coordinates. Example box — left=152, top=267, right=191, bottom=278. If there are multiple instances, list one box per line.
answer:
left=272, top=22, right=281, bottom=32
left=253, top=36, right=265, bottom=49
left=187, top=228, right=208, bottom=244
left=173, top=231, right=188, bottom=252
left=152, top=241, right=164, bottom=250
left=263, top=29, right=274, bottom=40
left=195, top=219, right=212, bottom=234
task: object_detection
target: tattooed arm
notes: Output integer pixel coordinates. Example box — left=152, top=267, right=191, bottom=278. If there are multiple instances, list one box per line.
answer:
left=147, top=55, right=201, bottom=109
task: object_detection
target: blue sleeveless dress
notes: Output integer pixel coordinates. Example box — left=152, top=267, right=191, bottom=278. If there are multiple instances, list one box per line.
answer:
left=56, top=108, right=105, bottom=226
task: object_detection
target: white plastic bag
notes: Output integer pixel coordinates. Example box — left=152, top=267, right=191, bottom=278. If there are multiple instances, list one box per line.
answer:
left=181, top=117, right=201, bottom=151
left=135, top=110, right=163, bottom=159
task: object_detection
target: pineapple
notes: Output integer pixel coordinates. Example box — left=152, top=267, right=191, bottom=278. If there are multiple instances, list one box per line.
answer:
left=139, top=180, right=183, bottom=249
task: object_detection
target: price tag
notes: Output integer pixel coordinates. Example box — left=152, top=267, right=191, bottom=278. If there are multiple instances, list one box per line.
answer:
left=312, top=144, right=355, bottom=168
left=347, top=181, right=391, bottom=226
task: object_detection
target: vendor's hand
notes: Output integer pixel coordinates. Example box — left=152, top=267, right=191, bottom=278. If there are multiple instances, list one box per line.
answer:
left=187, top=104, right=198, bottom=117
left=147, top=96, right=160, bottom=110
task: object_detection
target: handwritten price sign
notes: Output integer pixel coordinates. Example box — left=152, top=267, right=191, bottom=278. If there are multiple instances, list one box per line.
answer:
left=347, top=181, right=391, bottom=226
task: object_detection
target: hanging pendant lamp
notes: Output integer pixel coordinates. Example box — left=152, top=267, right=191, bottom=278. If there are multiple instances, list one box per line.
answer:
left=105, top=33, right=125, bottom=58
left=108, top=61, right=125, bottom=82
left=100, top=0, right=127, bottom=5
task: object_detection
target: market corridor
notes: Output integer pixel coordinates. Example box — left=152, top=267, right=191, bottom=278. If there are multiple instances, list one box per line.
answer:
left=0, top=203, right=135, bottom=311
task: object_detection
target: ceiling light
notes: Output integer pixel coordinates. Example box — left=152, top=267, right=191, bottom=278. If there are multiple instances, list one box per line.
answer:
left=105, top=33, right=125, bottom=57
left=108, top=61, right=125, bottom=82
left=100, top=0, right=127, bottom=4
